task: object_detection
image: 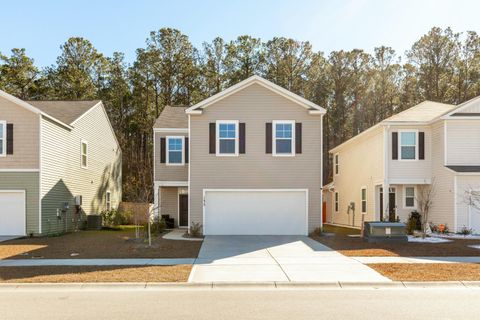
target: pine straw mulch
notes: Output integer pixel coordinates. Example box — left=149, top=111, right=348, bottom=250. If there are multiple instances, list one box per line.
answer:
left=0, top=227, right=202, bottom=259
left=0, top=265, right=192, bottom=283
left=368, top=263, right=480, bottom=281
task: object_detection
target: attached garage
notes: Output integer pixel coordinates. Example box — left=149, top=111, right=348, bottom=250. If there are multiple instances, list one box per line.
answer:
left=0, top=190, right=26, bottom=236
left=203, top=189, right=308, bottom=235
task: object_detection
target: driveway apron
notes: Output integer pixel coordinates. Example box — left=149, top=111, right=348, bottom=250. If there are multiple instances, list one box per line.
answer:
left=189, top=236, right=390, bottom=283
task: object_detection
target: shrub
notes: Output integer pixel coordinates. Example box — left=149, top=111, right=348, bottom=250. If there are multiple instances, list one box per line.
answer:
left=406, top=211, right=422, bottom=235
left=189, top=222, right=202, bottom=238
left=148, top=217, right=167, bottom=236
left=459, top=226, right=473, bottom=236
left=101, top=209, right=132, bottom=227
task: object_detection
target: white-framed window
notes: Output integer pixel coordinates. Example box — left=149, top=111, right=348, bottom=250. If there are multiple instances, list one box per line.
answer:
left=0, top=120, right=5, bottom=157
left=334, top=192, right=339, bottom=213
left=106, top=191, right=111, bottom=211
left=399, top=130, right=418, bottom=160
left=404, top=186, right=416, bottom=209
left=81, top=140, right=88, bottom=168
left=166, top=136, right=184, bottom=165
left=216, top=120, right=238, bottom=156
left=273, top=120, right=295, bottom=156
left=334, top=153, right=339, bottom=175
left=361, top=187, right=367, bottom=213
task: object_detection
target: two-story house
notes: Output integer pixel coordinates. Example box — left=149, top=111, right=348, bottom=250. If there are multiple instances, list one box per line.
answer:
left=153, top=76, right=326, bottom=235
left=324, top=97, right=480, bottom=233
left=0, top=89, right=122, bottom=237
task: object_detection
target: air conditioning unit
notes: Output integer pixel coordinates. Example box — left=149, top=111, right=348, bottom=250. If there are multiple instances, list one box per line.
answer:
left=75, top=195, right=83, bottom=206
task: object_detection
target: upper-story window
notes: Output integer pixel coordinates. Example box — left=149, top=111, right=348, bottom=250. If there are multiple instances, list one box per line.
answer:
left=167, top=136, right=184, bottom=165
left=399, top=131, right=417, bottom=160
left=216, top=120, right=238, bottom=156
left=334, top=153, right=339, bottom=175
left=273, top=120, right=295, bottom=156
left=0, top=121, right=5, bottom=156
left=81, top=140, right=88, bottom=168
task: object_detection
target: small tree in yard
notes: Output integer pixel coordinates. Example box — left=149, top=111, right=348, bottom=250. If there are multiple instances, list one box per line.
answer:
left=416, top=182, right=436, bottom=239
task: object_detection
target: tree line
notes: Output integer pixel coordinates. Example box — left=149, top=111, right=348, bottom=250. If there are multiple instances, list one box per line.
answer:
left=1, top=27, right=479, bottom=201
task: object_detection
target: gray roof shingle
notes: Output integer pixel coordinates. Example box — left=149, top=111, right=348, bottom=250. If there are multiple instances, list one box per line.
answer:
left=153, top=106, right=188, bottom=128
left=27, top=100, right=101, bottom=125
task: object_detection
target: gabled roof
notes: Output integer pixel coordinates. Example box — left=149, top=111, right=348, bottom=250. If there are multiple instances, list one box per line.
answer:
left=383, top=101, right=456, bottom=123
left=185, top=75, right=326, bottom=115
left=153, top=106, right=189, bottom=129
left=330, top=100, right=456, bottom=153
left=442, top=95, right=480, bottom=119
left=27, top=100, right=101, bottom=125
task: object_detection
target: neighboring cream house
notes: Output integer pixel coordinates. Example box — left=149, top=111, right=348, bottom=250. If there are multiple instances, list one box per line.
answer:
left=153, top=76, right=325, bottom=235
left=0, top=90, right=122, bottom=236
left=324, top=97, right=480, bottom=234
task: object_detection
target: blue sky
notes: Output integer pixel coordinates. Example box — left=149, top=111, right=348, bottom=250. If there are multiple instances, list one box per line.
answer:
left=1, top=0, right=479, bottom=67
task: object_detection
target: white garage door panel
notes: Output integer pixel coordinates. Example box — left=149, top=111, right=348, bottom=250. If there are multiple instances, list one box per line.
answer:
left=0, top=191, right=26, bottom=236
left=204, top=190, right=307, bottom=235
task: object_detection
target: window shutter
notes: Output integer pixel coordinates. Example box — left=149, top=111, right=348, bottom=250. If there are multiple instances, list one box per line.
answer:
left=392, top=132, right=398, bottom=160
left=185, top=137, right=189, bottom=163
left=419, top=132, right=425, bottom=160
left=160, top=137, right=166, bottom=163
left=6, top=124, right=13, bottom=155
left=239, top=123, right=246, bottom=154
left=209, top=123, right=216, bottom=154
left=265, top=122, right=272, bottom=154
left=295, top=122, right=302, bottom=154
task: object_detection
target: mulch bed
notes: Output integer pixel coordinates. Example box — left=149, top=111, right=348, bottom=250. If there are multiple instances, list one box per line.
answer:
left=0, top=265, right=192, bottom=283
left=369, top=263, right=480, bottom=281
left=312, top=225, right=480, bottom=257
left=0, top=227, right=202, bottom=259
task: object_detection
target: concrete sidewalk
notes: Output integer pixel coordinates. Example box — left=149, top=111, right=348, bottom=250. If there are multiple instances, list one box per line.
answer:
left=0, top=258, right=195, bottom=266
left=352, top=256, right=480, bottom=264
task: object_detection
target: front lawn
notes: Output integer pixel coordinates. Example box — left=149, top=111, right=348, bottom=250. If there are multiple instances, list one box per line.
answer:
left=313, top=224, right=480, bottom=257
left=0, top=226, right=202, bottom=259
left=0, top=265, right=191, bottom=283
left=369, top=263, right=480, bottom=281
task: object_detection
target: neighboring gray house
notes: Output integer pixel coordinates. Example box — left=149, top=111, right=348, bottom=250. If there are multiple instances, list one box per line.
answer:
left=153, top=76, right=326, bottom=235
left=324, top=96, right=480, bottom=234
left=0, top=89, right=122, bottom=236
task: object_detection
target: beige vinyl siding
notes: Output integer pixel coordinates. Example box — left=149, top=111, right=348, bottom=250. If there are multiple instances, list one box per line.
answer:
left=387, top=125, right=432, bottom=182
left=331, top=126, right=384, bottom=227
left=446, top=120, right=480, bottom=165
left=41, top=104, right=121, bottom=234
left=154, top=132, right=188, bottom=182
left=456, top=176, right=480, bottom=231
left=189, top=83, right=322, bottom=233
left=429, top=121, right=456, bottom=229
left=0, top=96, right=39, bottom=169
left=159, top=186, right=180, bottom=227
left=0, top=172, right=39, bottom=235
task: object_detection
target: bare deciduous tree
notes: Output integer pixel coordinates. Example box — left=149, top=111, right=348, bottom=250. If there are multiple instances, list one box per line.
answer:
left=416, top=182, right=436, bottom=238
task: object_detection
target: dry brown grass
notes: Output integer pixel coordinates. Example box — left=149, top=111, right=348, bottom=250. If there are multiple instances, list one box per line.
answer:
left=0, top=227, right=202, bottom=259
left=0, top=265, right=192, bottom=283
left=369, top=263, right=480, bottom=281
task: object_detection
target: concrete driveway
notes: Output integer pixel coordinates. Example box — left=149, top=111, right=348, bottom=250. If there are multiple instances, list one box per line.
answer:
left=189, top=236, right=390, bottom=283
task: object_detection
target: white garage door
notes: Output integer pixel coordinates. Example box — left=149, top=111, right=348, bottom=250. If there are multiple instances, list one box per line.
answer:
left=471, top=203, right=480, bottom=235
left=203, top=189, right=308, bottom=235
left=0, top=191, right=26, bottom=236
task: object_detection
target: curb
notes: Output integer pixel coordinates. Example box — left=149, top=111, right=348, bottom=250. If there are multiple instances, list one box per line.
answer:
left=1, top=281, right=480, bottom=290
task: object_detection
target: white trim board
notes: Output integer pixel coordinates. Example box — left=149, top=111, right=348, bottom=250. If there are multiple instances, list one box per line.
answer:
left=155, top=181, right=189, bottom=187
left=154, top=128, right=188, bottom=133
left=185, top=75, right=325, bottom=114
